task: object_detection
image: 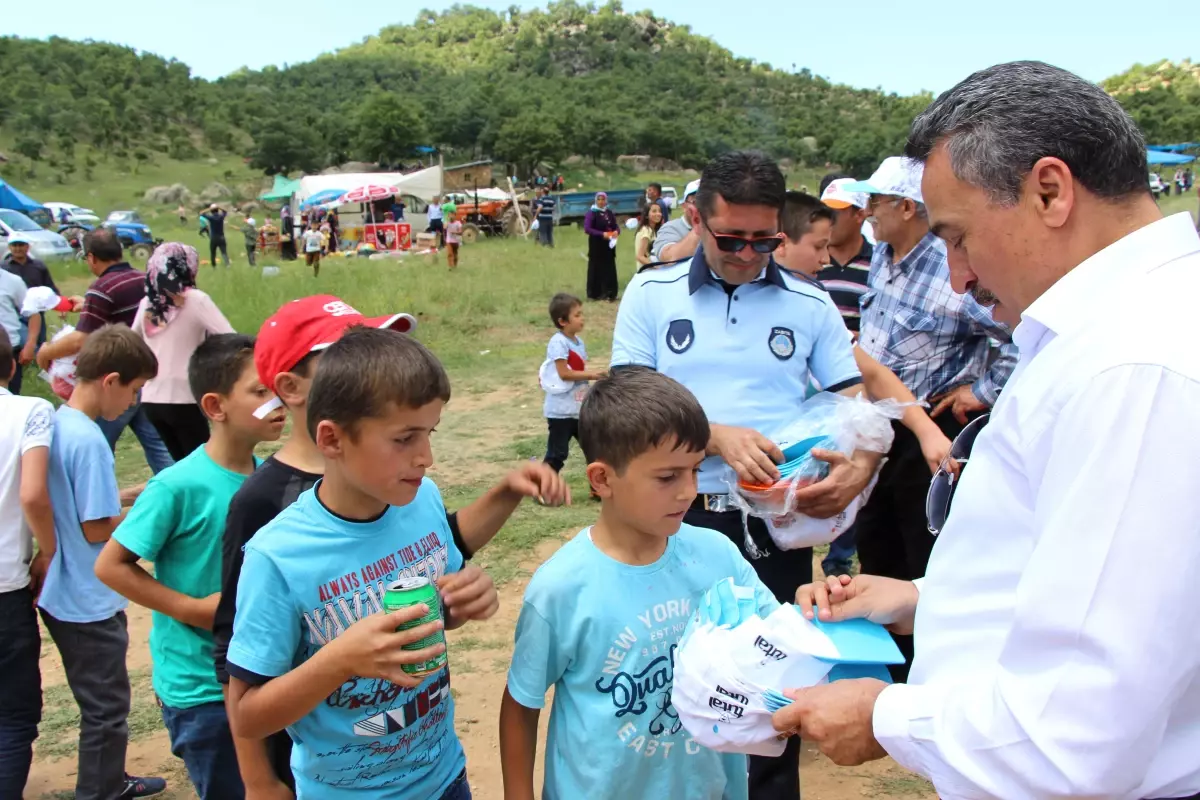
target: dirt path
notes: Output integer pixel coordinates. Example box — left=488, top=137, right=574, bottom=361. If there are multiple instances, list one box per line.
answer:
left=26, top=540, right=933, bottom=800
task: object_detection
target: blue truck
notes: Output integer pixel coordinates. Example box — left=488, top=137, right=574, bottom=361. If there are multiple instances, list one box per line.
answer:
left=552, top=188, right=648, bottom=227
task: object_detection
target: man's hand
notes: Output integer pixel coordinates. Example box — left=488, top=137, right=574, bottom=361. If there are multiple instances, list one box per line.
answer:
left=930, top=384, right=987, bottom=425
left=329, top=605, right=447, bottom=689
left=794, top=574, right=919, bottom=634
left=68, top=296, right=85, bottom=313
left=35, top=344, right=52, bottom=372
left=772, top=679, right=889, bottom=766
left=29, top=552, right=52, bottom=604
left=182, top=592, right=222, bottom=630
left=438, top=565, right=499, bottom=628
left=19, top=342, right=36, bottom=366
left=246, top=782, right=294, bottom=800
left=584, top=368, right=608, bottom=381
left=120, top=483, right=146, bottom=508
left=502, top=462, right=571, bottom=508
left=789, top=449, right=877, bottom=518
left=708, top=424, right=783, bottom=486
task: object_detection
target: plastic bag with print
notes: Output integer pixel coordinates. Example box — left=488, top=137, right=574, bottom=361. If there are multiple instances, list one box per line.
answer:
left=724, top=392, right=903, bottom=552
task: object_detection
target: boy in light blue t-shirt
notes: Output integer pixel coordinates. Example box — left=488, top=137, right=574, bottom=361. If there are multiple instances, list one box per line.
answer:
left=97, top=333, right=287, bottom=799
left=38, top=325, right=166, bottom=800
left=502, top=368, right=779, bottom=800
left=225, top=327, right=568, bottom=799
left=542, top=292, right=603, bottom=473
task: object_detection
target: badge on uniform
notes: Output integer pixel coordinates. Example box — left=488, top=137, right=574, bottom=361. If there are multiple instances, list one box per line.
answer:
left=768, top=327, right=795, bottom=361
left=667, top=319, right=695, bottom=354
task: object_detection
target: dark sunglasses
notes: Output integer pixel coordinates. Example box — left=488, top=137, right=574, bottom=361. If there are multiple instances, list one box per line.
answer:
left=700, top=217, right=783, bottom=254
left=925, top=413, right=990, bottom=535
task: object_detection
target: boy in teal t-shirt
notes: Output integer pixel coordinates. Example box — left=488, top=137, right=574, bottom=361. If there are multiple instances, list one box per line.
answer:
left=97, top=333, right=286, bottom=799
left=501, top=368, right=779, bottom=800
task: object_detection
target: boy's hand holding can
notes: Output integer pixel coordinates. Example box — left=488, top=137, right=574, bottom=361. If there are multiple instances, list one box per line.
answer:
left=438, top=565, right=499, bottom=629
left=332, top=605, right=446, bottom=688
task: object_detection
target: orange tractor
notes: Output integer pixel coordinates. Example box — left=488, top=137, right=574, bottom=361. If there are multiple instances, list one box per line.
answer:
left=444, top=191, right=533, bottom=243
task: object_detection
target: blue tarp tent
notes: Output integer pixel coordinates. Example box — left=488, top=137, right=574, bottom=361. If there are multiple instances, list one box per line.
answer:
left=0, top=179, right=43, bottom=214
left=1148, top=149, right=1195, bottom=165
left=1148, top=143, right=1200, bottom=153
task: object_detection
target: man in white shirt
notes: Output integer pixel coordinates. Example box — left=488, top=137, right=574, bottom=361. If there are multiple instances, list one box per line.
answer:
left=773, top=60, right=1200, bottom=800
left=0, top=329, right=55, bottom=796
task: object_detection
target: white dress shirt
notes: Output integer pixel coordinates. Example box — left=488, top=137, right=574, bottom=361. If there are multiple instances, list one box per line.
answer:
left=873, top=212, right=1200, bottom=800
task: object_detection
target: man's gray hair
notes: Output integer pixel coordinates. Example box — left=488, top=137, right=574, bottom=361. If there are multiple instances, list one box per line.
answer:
left=905, top=61, right=1149, bottom=206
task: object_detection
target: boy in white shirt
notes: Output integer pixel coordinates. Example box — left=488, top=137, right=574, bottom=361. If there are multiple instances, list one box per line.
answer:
left=541, top=293, right=604, bottom=473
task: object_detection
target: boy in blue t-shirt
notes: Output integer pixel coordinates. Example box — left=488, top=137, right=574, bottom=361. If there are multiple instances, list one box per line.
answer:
left=502, top=367, right=780, bottom=800
left=226, top=327, right=510, bottom=799
left=96, top=333, right=287, bottom=799
left=542, top=292, right=604, bottom=473
left=38, top=325, right=167, bottom=799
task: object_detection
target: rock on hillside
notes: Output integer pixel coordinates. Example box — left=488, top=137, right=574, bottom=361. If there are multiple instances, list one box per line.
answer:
left=143, top=184, right=194, bottom=205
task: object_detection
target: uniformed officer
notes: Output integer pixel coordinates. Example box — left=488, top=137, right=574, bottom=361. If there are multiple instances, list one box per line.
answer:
left=610, top=150, right=882, bottom=800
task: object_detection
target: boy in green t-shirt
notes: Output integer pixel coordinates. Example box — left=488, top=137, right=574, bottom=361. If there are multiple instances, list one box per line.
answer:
left=96, top=333, right=286, bottom=799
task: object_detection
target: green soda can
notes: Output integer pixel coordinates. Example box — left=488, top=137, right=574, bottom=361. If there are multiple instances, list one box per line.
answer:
left=383, top=577, right=449, bottom=677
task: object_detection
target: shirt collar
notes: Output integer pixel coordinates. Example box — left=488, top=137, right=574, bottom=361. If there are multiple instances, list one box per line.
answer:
left=1022, top=212, right=1200, bottom=341
left=876, top=231, right=942, bottom=276
left=100, top=262, right=134, bottom=276
left=687, top=245, right=787, bottom=295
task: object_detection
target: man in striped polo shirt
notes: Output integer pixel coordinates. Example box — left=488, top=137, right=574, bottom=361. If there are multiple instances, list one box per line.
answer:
left=36, top=228, right=173, bottom=474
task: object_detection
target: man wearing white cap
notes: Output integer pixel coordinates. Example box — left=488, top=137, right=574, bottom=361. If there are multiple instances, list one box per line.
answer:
left=650, top=178, right=702, bottom=262
left=840, top=155, right=1015, bottom=681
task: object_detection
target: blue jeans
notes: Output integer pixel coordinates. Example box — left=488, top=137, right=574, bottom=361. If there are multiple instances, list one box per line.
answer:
left=95, top=394, right=174, bottom=475
left=160, top=700, right=244, bottom=800
left=537, top=219, right=554, bottom=247
left=0, top=588, right=41, bottom=799
left=821, top=523, right=858, bottom=577
left=440, top=770, right=472, bottom=800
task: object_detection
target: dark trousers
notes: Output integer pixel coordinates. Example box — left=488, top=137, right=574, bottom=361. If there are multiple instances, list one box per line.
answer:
left=686, top=507, right=809, bottom=800
left=440, top=769, right=472, bottom=800
left=143, top=402, right=210, bottom=462
left=855, top=413, right=968, bottom=682
left=8, top=361, right=24, bottom=395
left=821, top=523, right=857, bottom=577
left=587, top=237, right=618, bottom=300
left=0, top=588, right=42, bottom=798
left=209, top=236, right=229, bottom=267
left=40, top=609, right=131, bottom=800
left=160, top=700, right=244, bottom=800
left=245, top=244, right=257, bottom=266
left=428, top=218, right=445, bottom=247
left=537, top=220, right=554, bottom=247
left=543, top=417, right=579, bottom=473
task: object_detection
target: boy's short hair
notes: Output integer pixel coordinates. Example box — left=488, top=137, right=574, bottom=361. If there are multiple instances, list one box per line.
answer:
left=188, top=333, right=256, bottom=403
left=548, top=292, right=581, bottom=329
left=780, top=191, right=834, bottom=242
left=75, top=325, right=158, bottom=384
left=579, top=367, right=710, bottom=473
left=307, top=327, right=450, bottom=439
left=0, top=329, right=12, bottom=382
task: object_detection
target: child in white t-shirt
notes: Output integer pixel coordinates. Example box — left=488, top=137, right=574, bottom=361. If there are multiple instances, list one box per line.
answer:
left=541, top=293, right=604, bottom=472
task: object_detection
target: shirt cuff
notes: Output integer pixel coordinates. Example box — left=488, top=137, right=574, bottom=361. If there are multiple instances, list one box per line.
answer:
left=872, top=682, right=936, bottom=780
left=970, top=378, right=998, bottom=406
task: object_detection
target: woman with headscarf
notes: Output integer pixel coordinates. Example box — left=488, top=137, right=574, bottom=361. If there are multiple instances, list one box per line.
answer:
left=583, top=192, right=620, bottom=301
left=132, top=242, right=235, bottom=461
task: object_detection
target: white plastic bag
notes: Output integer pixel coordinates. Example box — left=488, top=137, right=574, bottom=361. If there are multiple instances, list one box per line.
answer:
left=530, top=218, right=540, bottom=231
left=725, top=392, right=903, bottom=551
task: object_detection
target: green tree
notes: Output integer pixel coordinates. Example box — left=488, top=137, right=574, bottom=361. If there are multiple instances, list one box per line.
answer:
left=354, top=94, right=427, bottom=166
left=249, top=120, right=321, bottom=175
left=494, top=112, right=566, bottom=175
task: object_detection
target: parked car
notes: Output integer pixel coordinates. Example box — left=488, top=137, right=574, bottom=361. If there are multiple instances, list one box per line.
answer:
left=661, top=186, right=679, bottom=209
left=44, top=202, right=100, bottom=225
left=103, top=210, right=160, bottom=259
left=1149, top=173, right=1167, bottom=198
left=0, top=208, right=74, bottom=261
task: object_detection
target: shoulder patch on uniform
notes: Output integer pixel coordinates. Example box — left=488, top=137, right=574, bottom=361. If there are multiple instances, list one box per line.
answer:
left=768, top=327, right=796, bottom=361
left=667, top=319, right=695, bottom=354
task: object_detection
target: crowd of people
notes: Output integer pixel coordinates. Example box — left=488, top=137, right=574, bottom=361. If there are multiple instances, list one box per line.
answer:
left=2, top=58, right=1199, bottom=800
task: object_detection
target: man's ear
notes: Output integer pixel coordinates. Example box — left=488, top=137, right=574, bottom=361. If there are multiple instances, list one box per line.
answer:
left=586, top=460, right=617, bottom=499
left=1027, top=156, right=1074, bottom=230
left=314, top=419, right=345, bottom=460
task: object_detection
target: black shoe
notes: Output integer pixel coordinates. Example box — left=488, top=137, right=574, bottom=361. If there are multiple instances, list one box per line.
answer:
left=120, top=773, right=167, bottom=798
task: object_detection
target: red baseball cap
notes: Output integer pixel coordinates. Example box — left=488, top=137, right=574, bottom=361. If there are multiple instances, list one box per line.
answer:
left=253, top=295, right=417, bottom=418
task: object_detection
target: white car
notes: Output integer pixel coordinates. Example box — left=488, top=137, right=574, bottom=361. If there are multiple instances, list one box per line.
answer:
left=44, top=202, right=100, bottom=225
left=1148, top=174, right=1167, bottom=197
left=0, top=209, right=74, bottom=261
left=661, top=186, right=679, bottom=209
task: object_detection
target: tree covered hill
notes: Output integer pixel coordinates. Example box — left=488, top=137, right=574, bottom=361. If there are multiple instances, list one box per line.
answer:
left=1, top=4, right=1193, bottom=187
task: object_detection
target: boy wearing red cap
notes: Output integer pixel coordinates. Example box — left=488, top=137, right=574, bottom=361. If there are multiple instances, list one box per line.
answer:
left=211, top=296, right=570, bottom=795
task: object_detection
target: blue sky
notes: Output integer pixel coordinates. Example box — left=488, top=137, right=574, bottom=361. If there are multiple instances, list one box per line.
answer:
left=8, top=0, right=1196, bottom=95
